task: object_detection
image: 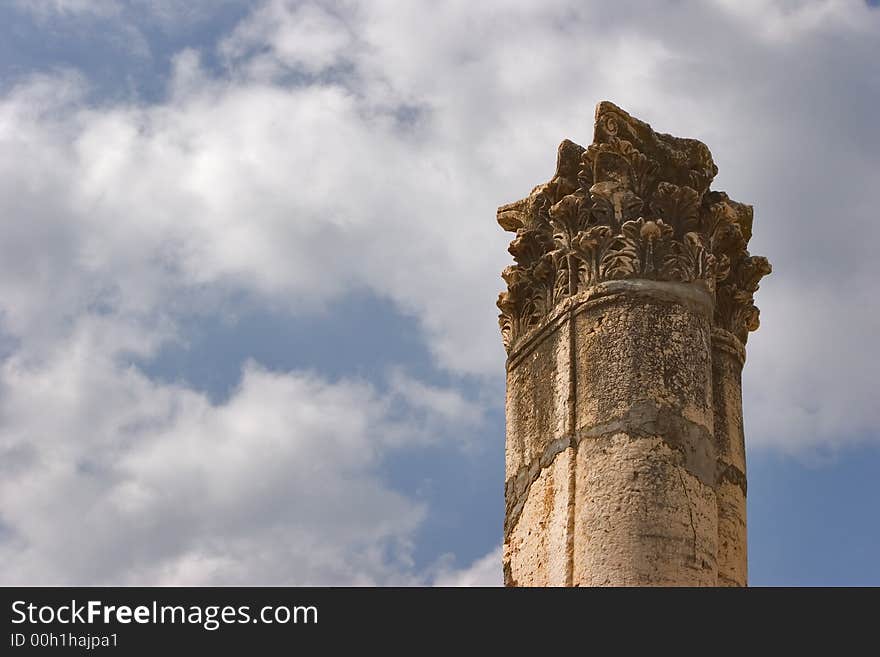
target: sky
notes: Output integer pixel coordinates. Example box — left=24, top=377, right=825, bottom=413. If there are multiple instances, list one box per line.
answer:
left=0, top=0, right=877, bottom=586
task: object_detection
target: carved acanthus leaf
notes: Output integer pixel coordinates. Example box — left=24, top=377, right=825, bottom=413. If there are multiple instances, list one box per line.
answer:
left=661, top=232, right=717, bottom=286
left=508, top=229, right=550, bottom=267
left=715, top=255, right=772, bottom=342
left=549, top=192, right=593, bottom=238
left=571, top=225, right=614, bottom=290
left=651, top=182, right=700, bottom=237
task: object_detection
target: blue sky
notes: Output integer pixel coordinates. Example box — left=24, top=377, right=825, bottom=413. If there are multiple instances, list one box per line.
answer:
left=0, top=0, right=877, bottom=586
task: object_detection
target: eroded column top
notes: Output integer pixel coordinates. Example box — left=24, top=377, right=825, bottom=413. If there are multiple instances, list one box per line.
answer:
left=497, top=101, right=771, bottom=354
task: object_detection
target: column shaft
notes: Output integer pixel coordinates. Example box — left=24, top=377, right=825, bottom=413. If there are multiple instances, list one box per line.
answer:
left=712, top=329, right=748, bottom=586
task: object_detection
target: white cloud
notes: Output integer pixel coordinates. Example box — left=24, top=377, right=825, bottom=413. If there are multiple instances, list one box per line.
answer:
left=709, top=0, right=871, bottom=42
left=387, top=369, right=485, bottom=438
left=433, top=546, right=503, bottom=587
left=220, top=1, right=354, bottom=77
left=0, top=315, right=488, bottom=584
left=1, top=0, right=879, bottom=584
left=744, top=282, right=880, bottom=455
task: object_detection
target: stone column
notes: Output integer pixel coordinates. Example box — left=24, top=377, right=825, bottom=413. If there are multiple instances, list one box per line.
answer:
left=498, top=102, right=770, bottom=587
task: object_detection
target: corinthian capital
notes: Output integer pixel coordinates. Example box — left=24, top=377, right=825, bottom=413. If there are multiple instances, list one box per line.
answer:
left=497, top=101, right=771, bottom=351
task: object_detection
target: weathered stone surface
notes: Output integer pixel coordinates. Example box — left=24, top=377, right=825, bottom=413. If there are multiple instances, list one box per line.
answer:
left=498, top=101, right=769, bottom=587
left=712, top=329, right=747, bottom=473
left=504, top=317, right=570, bottom=484
left=711, top=328, right=748, bottom=586
left=573, top=435, right=717, bottom=586
left=716, top=480, right=747, bottom=587
left=573, top=282, right=714, bottom=436
left=504, top=447, right=574, bottom=587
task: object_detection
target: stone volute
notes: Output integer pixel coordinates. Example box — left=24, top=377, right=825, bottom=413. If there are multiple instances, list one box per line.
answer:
left=498, top=101, right=770, bottom=587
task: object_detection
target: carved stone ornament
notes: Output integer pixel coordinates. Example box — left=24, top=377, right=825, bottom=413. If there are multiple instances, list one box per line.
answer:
left=497, top=101, right=771, bottom=350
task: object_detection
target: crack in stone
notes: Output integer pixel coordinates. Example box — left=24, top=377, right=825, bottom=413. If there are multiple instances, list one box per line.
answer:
left=677, top=468, right=699, bottom=566
left=504, top=401, right=718, bottom=537
left=565, top=304, right=577, bottom=587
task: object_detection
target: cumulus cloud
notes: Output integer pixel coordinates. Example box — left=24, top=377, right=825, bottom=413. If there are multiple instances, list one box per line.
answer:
left=0, top=317, right=487, bottom=584
left=0, top=0, right=878, bottom=585
left=220, top=1, right=354, bottom=77
left=9, top=0, right=876, bottom=448
left=433, top=546, right=503, bottom=587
